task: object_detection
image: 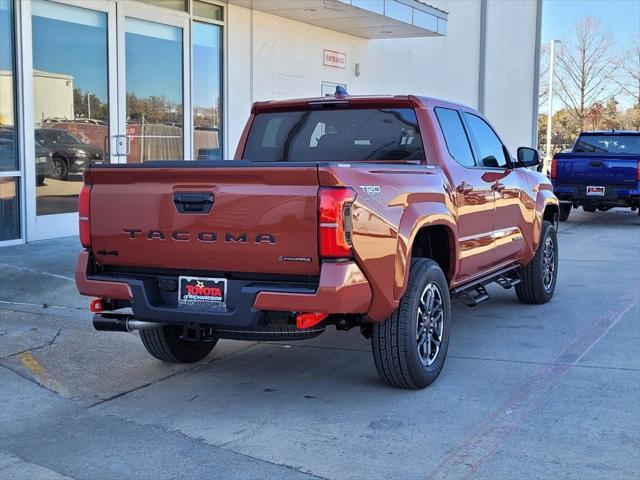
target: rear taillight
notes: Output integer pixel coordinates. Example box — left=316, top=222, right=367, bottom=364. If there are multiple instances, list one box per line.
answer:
left=550, top=158, right=558, bottom=179
left=79, top=185, right=91, bottom=248
left=318, top=187, right=356, bottom=259
left=637, top=161, right=640, bottom=181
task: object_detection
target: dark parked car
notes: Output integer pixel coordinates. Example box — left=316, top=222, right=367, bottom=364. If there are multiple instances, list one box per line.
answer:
left=35, top=128, right=103, bottom=180
left=0, top=128, right=53, bottom=185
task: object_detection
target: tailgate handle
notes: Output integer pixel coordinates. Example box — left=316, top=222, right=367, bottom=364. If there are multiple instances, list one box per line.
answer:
left=589, top=161, right=604, bottom=168
left=173, top=192, right=214, bottom=214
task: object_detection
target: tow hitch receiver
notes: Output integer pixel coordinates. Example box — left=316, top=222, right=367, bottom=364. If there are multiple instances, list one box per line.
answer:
left=180, top=323, right=217, bottom=342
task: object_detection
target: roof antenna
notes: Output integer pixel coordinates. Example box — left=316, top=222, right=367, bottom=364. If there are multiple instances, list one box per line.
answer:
left=335, top=85, right=348, bottom=97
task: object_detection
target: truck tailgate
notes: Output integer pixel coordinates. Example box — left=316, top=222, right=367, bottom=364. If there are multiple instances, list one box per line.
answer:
left=87, top=164, right=320, bottom=276
left=555, top=153, right=638, bottom=186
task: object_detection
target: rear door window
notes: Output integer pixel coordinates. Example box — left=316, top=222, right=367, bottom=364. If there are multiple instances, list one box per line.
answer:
left=243, top=108, right=425, bottom=162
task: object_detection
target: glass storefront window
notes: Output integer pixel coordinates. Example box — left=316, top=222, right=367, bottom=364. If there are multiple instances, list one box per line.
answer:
left=0, top=0, right=17, bottom=172
left=193, top=1, right=223, bottom=21
left=125, top=18, right=184, bottom=162
left=31, top=0, right=109, bottom=216
left=0, top=177, right=19, bottom=240
left=137, top=0, right=187, bottom=12
left=193, top=21, right=222, bottom=160
left=1, top=0, right=20, bottom=241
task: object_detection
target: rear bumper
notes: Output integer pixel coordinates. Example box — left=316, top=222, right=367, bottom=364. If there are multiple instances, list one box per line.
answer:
left=553, top=183, right=640, bottom=207
left=75, top=252, right=372, bottom=330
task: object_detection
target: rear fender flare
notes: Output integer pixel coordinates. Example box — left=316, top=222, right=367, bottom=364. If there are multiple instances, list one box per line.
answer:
left=394, top=202, right=457, bottom=301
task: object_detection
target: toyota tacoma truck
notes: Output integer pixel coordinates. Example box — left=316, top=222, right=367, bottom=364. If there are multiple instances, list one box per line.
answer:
left=76, top=93, right=559, bottom=389
left=552, top=131, right=640, bottom=221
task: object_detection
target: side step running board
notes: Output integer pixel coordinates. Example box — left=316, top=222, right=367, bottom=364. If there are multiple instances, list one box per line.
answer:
left=452, top=265, right=521, bottom=307
left=457, top=285, right=489, bottom=307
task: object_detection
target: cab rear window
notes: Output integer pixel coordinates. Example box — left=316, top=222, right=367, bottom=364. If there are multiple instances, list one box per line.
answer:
left=574, top=134, right=640, bottom=154
left=243, top=108, right=425, bottom=162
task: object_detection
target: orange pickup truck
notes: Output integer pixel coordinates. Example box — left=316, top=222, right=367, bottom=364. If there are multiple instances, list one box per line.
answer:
left=76, top=93, right=559, bottom=389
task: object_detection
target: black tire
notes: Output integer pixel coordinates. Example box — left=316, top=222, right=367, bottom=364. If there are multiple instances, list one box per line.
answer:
left=36, top=175, right=45, bottom=186
left=51, top=157, right=68, bottom=181
left=583, top=205, right=596, bottom=213
left=559, top=204, right=571, bottom=221
left=139, top=325, right=216, bottom=363
left=516, top=220, right=558, bottom=304
left=371, top=259, right=451, bottom=389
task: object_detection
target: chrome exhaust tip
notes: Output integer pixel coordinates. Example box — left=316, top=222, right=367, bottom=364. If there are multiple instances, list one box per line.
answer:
left=92, top=313, right=163, bottom=332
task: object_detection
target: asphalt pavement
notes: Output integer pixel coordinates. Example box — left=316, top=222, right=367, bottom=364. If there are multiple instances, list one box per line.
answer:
left=0, top=208, right=638, bottom=480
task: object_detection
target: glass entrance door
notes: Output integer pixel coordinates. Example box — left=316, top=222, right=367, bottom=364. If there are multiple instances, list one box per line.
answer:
left=28, top=0, right=117, bottom=240
left=21, top=0, right=222, bottom=242
left=116, top=4, right=189, bottom=163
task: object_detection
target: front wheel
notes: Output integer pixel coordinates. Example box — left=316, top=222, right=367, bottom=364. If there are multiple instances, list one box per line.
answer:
left=516, top=220, right=558, bottom=304
left=371, top=259, right=451, bottom=389
left=51, top=157, right=68, bottom=181
left=139, top=325, right=217, bottom=363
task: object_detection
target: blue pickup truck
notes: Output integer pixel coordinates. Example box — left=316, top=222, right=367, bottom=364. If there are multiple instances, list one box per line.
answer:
left=552, top=131, right=640, bottom=221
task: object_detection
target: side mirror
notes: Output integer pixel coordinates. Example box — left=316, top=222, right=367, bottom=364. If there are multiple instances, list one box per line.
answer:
left=517, top=147, right=539, bottom=168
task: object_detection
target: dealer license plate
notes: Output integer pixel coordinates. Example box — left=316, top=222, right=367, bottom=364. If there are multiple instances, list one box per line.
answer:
left=178, top=276, right=227, bottom=308
left=586, top=186, right=605, bottom=196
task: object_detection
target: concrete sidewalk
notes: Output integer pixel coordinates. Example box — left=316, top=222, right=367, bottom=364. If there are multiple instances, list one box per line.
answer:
left=0, top=208, right=639, bottom=480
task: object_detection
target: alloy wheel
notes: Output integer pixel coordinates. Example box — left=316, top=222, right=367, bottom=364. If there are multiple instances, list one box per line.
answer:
left=51, top=159, right=63, bottom=179
left=416, top=282, right=444, bottom=366
left=542, top=236, right=556, bottom=292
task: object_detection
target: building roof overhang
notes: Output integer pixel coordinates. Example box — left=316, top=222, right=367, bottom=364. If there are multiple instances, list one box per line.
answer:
left=227, top=0, right=447, bottom=39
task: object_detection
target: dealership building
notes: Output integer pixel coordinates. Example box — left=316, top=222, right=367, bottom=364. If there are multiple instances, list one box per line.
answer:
left=0, top=0, right=541, bottom=246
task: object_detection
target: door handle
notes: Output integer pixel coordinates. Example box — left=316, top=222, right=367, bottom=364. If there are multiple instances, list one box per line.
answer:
left=456, top=182, right=473, bottom=195
left=491, top=181, right=506, bottom=192
left=173, top=192, right=214, bottom=214
left=114, top=135, right=130, bottom=157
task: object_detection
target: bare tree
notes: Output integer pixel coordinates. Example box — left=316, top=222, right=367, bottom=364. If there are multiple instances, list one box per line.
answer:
left=615, top=40, right=640, bottom=107
left=554, top=17, right=619, bottom=129
left=538, top=43, right=550, bottom=106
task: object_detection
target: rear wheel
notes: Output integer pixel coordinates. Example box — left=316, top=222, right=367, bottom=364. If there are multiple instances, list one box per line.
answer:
left=371, top=259, right=451, bottom=389
left=559, top=204, right=571, bottom=221
left=516, top=220, right=558, bottom=304
left=139, top=325, right=216, bottom=363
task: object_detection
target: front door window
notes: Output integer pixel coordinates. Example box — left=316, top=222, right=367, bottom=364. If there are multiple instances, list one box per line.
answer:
left=463, top=113, right=509, bottom=169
